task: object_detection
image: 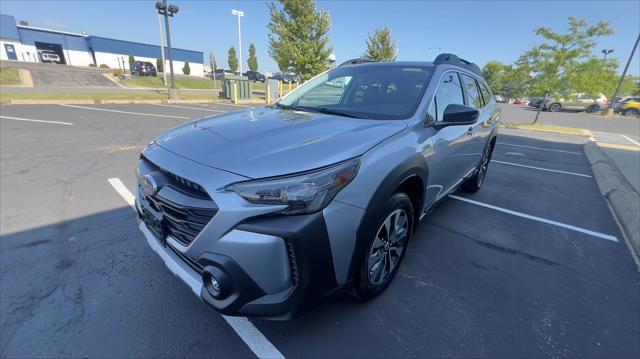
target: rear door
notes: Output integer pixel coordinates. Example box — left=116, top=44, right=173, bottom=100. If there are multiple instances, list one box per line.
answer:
left=425, top=71, right=474, bottom=204
left=459, top=73, right=488, bottom=172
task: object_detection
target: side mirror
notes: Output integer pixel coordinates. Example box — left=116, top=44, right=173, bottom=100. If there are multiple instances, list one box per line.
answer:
left=442, top=104, right=479, bottom=124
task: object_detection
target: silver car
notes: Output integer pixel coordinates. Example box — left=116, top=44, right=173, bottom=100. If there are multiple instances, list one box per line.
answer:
left=135, top=54, right=500, bottom=319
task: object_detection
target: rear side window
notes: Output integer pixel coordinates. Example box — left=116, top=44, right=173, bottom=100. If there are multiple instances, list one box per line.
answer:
left=461, top=74, right=483, bottom=109
left=432, top=71, right=465, bottom=122
left=479, top=83, right=492, bottom=106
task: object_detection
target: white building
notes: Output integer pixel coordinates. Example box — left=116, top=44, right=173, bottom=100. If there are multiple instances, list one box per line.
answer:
left=0, top=14, right=204, bottom=76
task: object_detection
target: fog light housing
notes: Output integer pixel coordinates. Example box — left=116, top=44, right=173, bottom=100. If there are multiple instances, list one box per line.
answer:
left=203, top=266, right=230, bottom=299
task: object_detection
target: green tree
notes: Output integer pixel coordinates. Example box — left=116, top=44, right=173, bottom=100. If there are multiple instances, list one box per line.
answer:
left=182, top=61, right=190, bottom=75
left=521, top=16, right=614, bottom=97
left=228, top=46, right=238, bottom=73
left=248, top=43, right=259, bottom=71
left=268, top=0, right=333, bottom=80
left=362, top=25, right=397, bottom=62
left=481, top=61, right=509, bottom=95
left=128, top=54, right=135, bottom=66
left=156, top=58, right=164, bottom=73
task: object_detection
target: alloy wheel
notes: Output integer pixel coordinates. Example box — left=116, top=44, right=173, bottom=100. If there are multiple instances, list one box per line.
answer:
left=367, top=209, right=410, bottom=285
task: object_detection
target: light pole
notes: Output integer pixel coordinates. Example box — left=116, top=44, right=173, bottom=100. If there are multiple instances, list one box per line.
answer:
left=605, top=34, right=639, bottom=116
left=602, top=49, right=614, bottom=61
left=232, top=9, right=244, bottom=75
left=157, top=12, right=167, bottom=86
left=156, top=0, right=179, bottom=99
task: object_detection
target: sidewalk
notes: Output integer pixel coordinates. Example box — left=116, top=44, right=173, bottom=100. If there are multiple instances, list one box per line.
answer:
left=601, top=146, right=640, bottom=193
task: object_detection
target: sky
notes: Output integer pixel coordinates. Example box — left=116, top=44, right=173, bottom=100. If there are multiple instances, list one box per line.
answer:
left=1, top=0, right=638, bottom=75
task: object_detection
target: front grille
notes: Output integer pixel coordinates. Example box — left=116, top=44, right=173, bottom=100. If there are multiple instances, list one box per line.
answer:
left=139, top=156, right=217, bottom=246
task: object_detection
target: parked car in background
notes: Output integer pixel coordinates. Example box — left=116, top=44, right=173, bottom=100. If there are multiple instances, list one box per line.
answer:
left=616, top=97, right=640, bottom=117
left=134, top=53, right=500, bottom=319
left=495, top=94, right=506, bottom=103
left=130, top=61, right=157, bottom=77
left=527, top=97, right=545, bottom=107
left=209, top=68, right=233, bottom=79
left=243, top=70, right=266, bottom=82
left=271, top=72, right=301, bottom=84
left=544, top=93, right=608, bottom=113
left=40, top=51, right=61, bottom=64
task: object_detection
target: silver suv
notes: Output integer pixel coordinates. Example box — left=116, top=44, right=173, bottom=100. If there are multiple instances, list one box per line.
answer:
left=135, top=54, right=500, bottom=319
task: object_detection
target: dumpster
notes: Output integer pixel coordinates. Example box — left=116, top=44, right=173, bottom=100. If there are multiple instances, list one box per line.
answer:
left=221, top=74, right=252, bottom=101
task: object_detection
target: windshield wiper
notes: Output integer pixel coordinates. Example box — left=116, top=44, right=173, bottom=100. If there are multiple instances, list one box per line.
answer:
left=275, top=103, right=363, bottom=119
left=309, top=107, right=364, bottom=119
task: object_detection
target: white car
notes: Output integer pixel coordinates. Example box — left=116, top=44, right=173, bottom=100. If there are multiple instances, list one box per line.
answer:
left=40, top=52, right=61, bottom=64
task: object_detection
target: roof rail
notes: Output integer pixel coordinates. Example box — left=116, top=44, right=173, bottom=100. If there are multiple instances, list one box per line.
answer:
left=433, top=53, right=481, bottom=75
left=338, top=58, right=371, bottom=67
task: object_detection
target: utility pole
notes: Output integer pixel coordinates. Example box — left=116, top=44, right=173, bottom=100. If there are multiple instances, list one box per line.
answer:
left=605, top=33, right=639, bottom=116
left=157, top=12, right=167, bottom=86
left=156, top=0, right=179, bottom=99
left=232, top=9, right=244, bottom=75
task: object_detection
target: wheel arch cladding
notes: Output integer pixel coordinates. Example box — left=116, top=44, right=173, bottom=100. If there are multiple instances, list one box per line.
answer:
left=347, top=153, right=428, bottom=280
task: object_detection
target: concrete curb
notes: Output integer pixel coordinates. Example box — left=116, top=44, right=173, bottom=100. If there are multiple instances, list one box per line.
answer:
left=584, top=141, right=640, bottom=267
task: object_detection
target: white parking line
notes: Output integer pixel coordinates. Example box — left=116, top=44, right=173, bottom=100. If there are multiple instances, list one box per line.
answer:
left=449, top=195, right=618, bottom=242
left=152, top=104, right=226, bottom=113
left=621, top=135, right=640, bottom=147
left=107, top=177, right=284, bottom=359
left=0, top=115, right=73, bottom=126
left=60, top=104, right=190, bottom=119
left=491, top=160, right=592, bottom=178
left=497, top=142, right=582, bottom=155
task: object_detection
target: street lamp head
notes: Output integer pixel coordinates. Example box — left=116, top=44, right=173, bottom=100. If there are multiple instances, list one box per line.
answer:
left=155, top=2, right=165, bottom=10
left=168, top=4, right=179, bottom=14
left=232, top=9, right=244, bottom=17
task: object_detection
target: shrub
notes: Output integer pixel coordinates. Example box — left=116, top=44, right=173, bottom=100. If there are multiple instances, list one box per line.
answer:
left=112, top=69, right=124, bottom=77
left=156, top=58, right=164, bottom=73
left=99, top=64, right=110, bottom=69
left=88, top=63, right=97, bottom=67
left=182, top=62, right=191, bottom=75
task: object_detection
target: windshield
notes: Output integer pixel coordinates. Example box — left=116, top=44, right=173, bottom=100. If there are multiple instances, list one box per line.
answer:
left=278, top=64, right=433, bottom=120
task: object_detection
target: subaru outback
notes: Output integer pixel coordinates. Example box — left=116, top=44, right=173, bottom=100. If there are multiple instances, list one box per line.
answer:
left=135, top=53, right=500, bottom=319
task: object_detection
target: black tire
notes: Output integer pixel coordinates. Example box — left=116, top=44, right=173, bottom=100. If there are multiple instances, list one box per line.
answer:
left=549, top=103, right=561, bottom=112
left=350, top=192, right=414, bottom=301
left=461, top=140, right=494, bottom=193
left=586, top=105, right=599, bottom=113
left=624, top=108, right=639, bottom=117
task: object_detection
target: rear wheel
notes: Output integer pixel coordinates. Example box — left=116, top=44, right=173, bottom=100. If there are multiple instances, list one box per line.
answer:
left=461, top=141, right=494, bottom=193
left=549, top=103, right=561, bottom=112
left=350, top=193, right=414, bottom=300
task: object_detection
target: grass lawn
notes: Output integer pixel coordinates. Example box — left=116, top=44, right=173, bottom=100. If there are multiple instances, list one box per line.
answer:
left=0, top=92, right=228, bottom=104
left=501, top=121, right=589, bottom=136
left=0, top=67, right=21, bottom=86
left=121, top=75, right=267, bottom=91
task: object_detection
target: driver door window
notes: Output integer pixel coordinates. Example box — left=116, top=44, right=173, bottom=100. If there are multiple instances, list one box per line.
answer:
left=432, top=71, right=465, bottom=121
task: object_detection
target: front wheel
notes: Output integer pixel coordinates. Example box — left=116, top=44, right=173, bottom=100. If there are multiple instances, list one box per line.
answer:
left=624, top=108, right=639, bottom=117
left=350, top=193, right=414, bottom=300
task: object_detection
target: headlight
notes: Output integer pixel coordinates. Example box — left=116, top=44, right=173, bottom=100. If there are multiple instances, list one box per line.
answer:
left=226, top=158, right=360, bottom=215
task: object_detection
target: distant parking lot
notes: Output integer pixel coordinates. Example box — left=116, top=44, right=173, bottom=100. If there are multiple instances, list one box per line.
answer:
left=1, top=103, right=638, bottom=358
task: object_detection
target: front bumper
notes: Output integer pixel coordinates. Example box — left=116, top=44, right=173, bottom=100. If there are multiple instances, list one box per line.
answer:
left=137, top=202, right=338, bottom=319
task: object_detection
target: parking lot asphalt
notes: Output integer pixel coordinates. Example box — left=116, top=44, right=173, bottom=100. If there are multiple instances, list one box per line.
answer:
left=1, top=104, right=638, bottom=358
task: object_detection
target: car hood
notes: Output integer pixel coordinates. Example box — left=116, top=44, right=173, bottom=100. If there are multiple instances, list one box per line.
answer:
left=154, top=107, right=407, bottom=179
